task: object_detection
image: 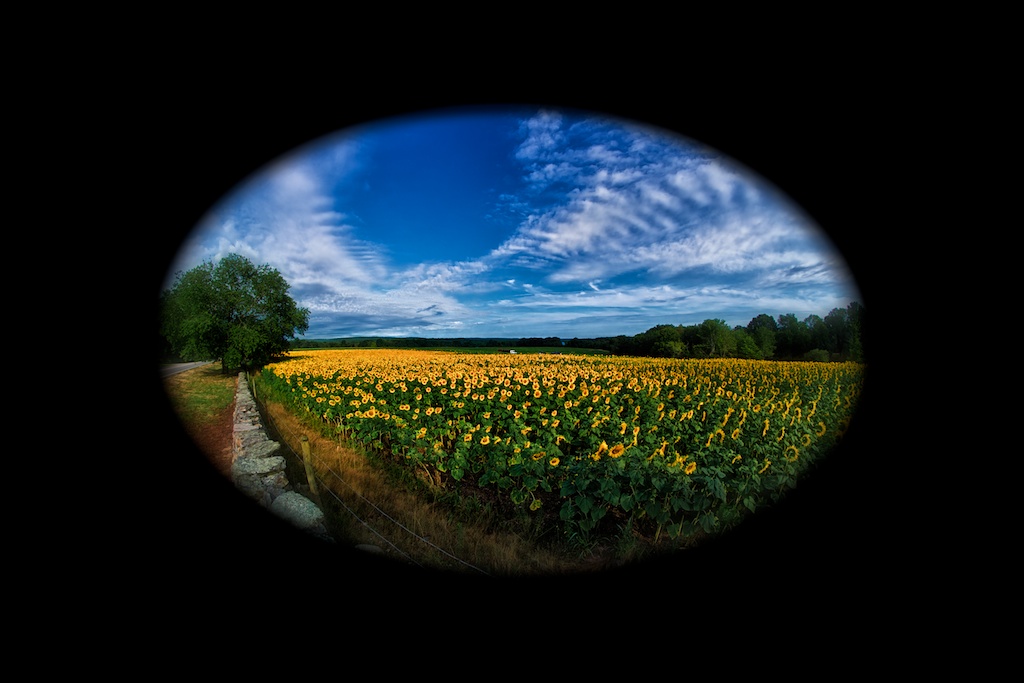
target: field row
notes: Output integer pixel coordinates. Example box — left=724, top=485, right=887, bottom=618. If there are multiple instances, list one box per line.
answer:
left=257, top=349, right=864, bottom=539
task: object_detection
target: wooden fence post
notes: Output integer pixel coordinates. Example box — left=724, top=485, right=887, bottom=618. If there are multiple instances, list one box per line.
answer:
left=300, top=435, right=320, bottom=501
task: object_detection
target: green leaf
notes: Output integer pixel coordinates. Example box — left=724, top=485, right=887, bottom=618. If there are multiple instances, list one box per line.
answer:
left=699, top=511, right=718, bottom=533
left=560, top=501, right=575, bottom=521
left=711, top=478, right=727, bottom=503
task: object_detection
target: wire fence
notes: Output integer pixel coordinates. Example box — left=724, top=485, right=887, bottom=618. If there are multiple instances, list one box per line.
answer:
left=254, top=384, right=491, bottom=576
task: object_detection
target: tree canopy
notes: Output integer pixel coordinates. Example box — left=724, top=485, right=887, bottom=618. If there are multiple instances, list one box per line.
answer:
left=289, top=301, right=866, bottom=364
left=561, top=301, right=865, bottom=362
left=160, top=254, right=309, bottom=373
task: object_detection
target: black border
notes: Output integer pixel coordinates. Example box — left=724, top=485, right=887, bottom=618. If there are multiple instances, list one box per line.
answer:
left=144, top=87, right=890, bottom=622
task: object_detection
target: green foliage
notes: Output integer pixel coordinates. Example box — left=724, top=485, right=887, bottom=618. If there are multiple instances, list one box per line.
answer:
left=732, top=328, right=764, bottom=360
left=803, top=349, right=830, bottom=363
left=160, top=254, right=309, bottom=373
left=258, top=350, right=865, bottom=549
left=695, top=319, right=736, bottom=358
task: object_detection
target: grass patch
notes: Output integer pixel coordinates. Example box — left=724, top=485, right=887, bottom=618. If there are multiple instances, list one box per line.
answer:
left=163, top=363, right=236, bottom=430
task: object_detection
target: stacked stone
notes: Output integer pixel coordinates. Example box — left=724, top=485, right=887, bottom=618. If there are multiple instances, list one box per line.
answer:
left=231, top=373, right=289, bottom=506
left=229, top=372, right=332, bottom=542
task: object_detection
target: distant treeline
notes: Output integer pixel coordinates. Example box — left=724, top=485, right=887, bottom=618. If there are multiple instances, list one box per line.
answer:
left=291, top=336, right=565, bottom=350
left=292, top=302, right=865, bottom=363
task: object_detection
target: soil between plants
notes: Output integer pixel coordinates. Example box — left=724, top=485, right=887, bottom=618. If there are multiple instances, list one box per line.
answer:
left=181, top=394, right=236, bottom=478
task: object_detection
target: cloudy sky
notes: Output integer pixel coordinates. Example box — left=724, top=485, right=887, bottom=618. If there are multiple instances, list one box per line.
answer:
left=166, top=106, right=860, bottom=340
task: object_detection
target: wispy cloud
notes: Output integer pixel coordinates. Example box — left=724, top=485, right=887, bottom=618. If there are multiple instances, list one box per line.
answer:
left=491, top=112, right=820, bottom=294
left=167, top=107, right=859, bottom=339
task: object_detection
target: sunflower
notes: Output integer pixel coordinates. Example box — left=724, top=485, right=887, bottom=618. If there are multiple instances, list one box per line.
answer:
left=721, top=407, right=734, bottom=426
left=684, top=461, right=697, bottom=475
left=609, top=444, right=626, bottom=458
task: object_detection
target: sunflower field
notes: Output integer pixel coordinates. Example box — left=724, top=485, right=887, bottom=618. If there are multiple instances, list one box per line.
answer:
left=256, top=349, right=864, bottom=542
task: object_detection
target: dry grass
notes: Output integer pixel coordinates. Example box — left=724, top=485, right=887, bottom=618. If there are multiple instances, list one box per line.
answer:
left=257, top=395, right=624, bottom=577
left=163, top=363, right=237, bottom=476
left=162, top=364, right=670, bottom=576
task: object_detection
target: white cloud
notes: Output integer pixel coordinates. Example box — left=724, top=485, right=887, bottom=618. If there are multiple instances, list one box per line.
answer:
left=170, top=107, right=858, bottom=340
left=515, top=110, right=564, bottom=160
left=488, top=112, right=832, bottom=296
left=182, top=161, right=392, bottom=293
left=397, top=259, right=490, bottom=293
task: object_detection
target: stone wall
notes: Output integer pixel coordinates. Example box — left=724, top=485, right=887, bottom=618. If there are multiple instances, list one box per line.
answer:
left=230, top=372, right=333, bottom=543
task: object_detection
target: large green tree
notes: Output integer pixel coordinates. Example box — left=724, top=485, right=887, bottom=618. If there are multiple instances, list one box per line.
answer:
left=161, top=254, right=310, bottom=373
left=695, top=319, right=736, bottom=358
left=746, top=313, right=778, bottom=359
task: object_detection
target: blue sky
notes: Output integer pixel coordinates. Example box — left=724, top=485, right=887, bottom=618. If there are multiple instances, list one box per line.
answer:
left=166, top=106, right=861, bottom=340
